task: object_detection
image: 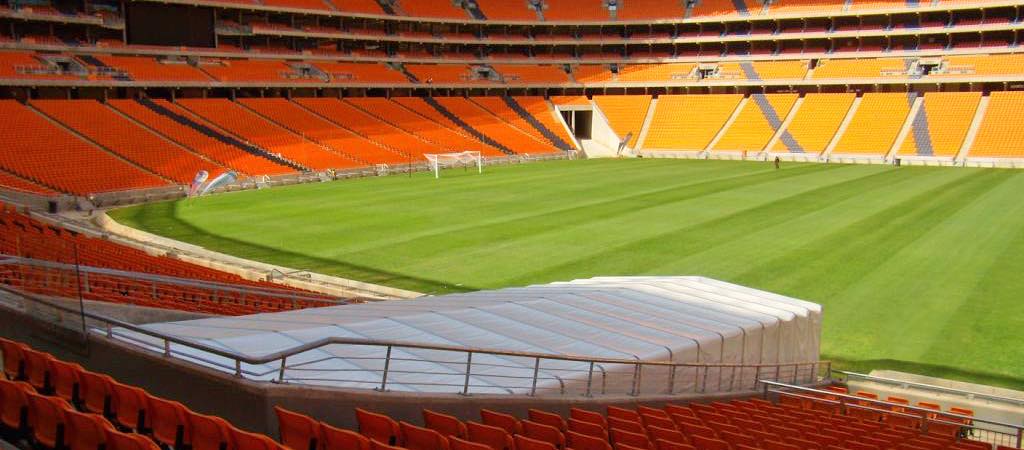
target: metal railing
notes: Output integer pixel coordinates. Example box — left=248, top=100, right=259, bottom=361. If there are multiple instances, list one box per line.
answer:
left=3, top=284, right=830, bottom=397
left=836, top=370, right=1024, bottom=408
left=0, top=255, right=344, bottom=312
left=760, top=380, right=1024, bottom=449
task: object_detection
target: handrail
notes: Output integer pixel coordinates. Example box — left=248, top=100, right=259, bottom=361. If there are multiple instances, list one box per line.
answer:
left=0, top=254, right=342, bottom=302
left=1, top=285, right=830, bottom=396
left=759, top=380, right=1024, bottom=448
left=835, top=370, right=1024, bottom=407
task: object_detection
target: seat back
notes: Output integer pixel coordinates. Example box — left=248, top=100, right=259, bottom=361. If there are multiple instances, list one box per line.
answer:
left=480, top=409, right=522, bottom=435
left=189, top=410, right=235, bottom=450
left=566, top=431, right=612, bottom=450
left=275, top=406, right=320, bottom=450
left=355, top=408, right=400, bottom=446
left=654, top=439, right=695, bottom=450
left=401, top=420, right=449, bottom=450
left=610, top=428, right=651, bottom=450
left=522, top=420, right=564, bottom=449
left=322, top=422, right=371, bottom=450
left=106, top=428, right=162, bottom=450
left=424, top=409, right=468, bottom=439
left=527, top=410, right=565, bottom=432
left=65, top=409, right=114, bottom=450
left=515, top=434, right=558, bottom=450
left=0, top=338, right=26, bottom=380
left=466, top=421, right=513, bottom=450
left=568, top=418, right=608, bottom=440
left=232, top=426, right=283, bottom=450
left=607, top=407, right=641, bottom=423
left=450, top=437, right=493, bottom=450
left=0, top=379, right=31, bottom=430
left=22, top=348, right=55, bottom=392
left=27, top=392, right=71, bottom=449
left=110, top=381, right=149, bottom=432
left=47, top=359, right=83, bottom=406
left=147, top=394, right=191, bottom=449
left=570, top=408, right=607, bottom=428
left=78, top=371, right=114, bottom=416
left=689, top=435, right=729, bottom=450
left=608, top=416, right=645, bottom=434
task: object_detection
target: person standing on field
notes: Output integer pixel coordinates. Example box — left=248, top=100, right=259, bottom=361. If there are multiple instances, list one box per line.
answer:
left=774, top=156, right=781, bottom=170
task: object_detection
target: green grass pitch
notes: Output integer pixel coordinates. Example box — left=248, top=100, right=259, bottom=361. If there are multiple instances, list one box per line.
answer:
left=110, top=159, right=1024, bottom=390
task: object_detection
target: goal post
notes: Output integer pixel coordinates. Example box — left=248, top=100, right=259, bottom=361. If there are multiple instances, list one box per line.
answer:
left=424, top=151, right=482, bottom=179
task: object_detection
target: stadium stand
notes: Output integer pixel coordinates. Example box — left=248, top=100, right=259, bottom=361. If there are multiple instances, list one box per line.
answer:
left=493, top=65, right=571, bottom=84
left=474, top=0, right=538, bottom=21
left=0, top=205, right=335, bottom=314
left=314, top=62, right=409, bottom=84
left=0, top=101, right=167, bottom=195
left=0, top=170, right=57, bottom=196
left=92, top=56, right=212, bottom=82
left=395, top=0, right=468, bottom=19
left=513, top=97, right=578, bottom=150
left=771, top=93, right=856, bottom=154
left=832, top=93, right=914, bottom=156
left=643, top=95, right=744, bottom=151
left=616, top=64, right=695, bottom=83
left=572, top=65, right=615, bottom=83
left=106, top=99, right=296, bottom=176
left=592, top=95, right=651, bottom=148
left=898, top=92, right=982, bottom=158
left=812, top=57, right=909, bottom=79
left=713, top=94, right=798, bottom=152
left=294, top=98, right=447, bottom=159
left=549, top=96, right=590, bottom=107
left=343, top=97, right=508, bottom=157
left=968, top=91, right=1024, bottom=159
left=432, top=97, right=561, bottom=154
left=176, top=98, right=359, bottom=170
left=542, top=0, right=609, bottom=21
left=470, top=97, right=566, bottom=152
left=406, top=65, right=492, bottom=85
left=31, top=100, right=225, bottom=184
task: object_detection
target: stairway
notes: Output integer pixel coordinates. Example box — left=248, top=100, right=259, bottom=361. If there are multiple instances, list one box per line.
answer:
left=421, top=97, right=516, bottom=155
left=502, top=97, right=572, bottom=150
left=138, top=99, right=305, bottom=171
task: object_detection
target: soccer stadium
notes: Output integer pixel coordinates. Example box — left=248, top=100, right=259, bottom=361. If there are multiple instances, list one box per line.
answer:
left=2, top=1, right=1024, bottom=450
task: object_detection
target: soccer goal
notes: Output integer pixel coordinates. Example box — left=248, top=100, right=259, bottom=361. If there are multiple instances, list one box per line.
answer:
left=424, top=151, right=482, bottom=179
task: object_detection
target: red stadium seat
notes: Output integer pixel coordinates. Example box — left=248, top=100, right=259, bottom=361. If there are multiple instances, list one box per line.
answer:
left=323, top=422, right=371, bottom=450
left=27, top=392, right=72, bottom=449
left=569, top=418, right=608, bottom=440
left=570, top=408, right=607, bottom=428
left=655, top=439, right=696, bottom=450
left=567, top=430, right=613, bottom=450
left=528, top=409, right=566, bottom=432
left=609, top=416, right=646, bottom=434
left=451, top=436, right=495, bottom=450
left=610, top=428, right=652, bottom=450
left=401, top=421, right=450, bottom=450
left=522, top=420, right=565, bottom=448
left=106, top=429, right=162, bottom=450
left=0, top=338, right=26, bottom=380
left=275, top=406, right=320, bottom=450
left=110, top=380, right=149, bottom=432
left=147, top=395, right=191, bottom=449
left=646, top=425, right=686, bottom=444
left=481, top=409, right=523, bottom=435
left=65, top=409, right=115, bottom=450
left=189, top=410, right=235, bottom=450
left=356, top=408, right=400, bottom=446
left=467, top=421, right=514, bottom=450
left=516, top=434, right=559, bottom=450
left=0, top=379, right=32, bottom=432
left=689, top=435, right=730, bottom=450
left=78, top=371, right=114, bottom=416
left=47, top=359, right=83, bottom=406
left=424, top=409, right=468, bottom=439
left=233, top=426, right=286, bottom=450
left=21, top=347, right=54, bottom=392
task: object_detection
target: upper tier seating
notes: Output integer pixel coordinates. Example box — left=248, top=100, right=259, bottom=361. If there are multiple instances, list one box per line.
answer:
left=935, top=54, right=1024, bottom=77
left=573, top=65, right=615, bottom=83
left=898, top=92, right=981, bottom=158
left=643, top=94, right=744, bottom=151
left=541, top=0, right=609, bottom=21
left=200, top=60, right=321, bottom=83
left=616, top=64, right=695, bottom=82
left=176, top=99, right=358, bottom=170
left=0, top=100, right=167, bottom=195
left=474, top=0, right=538, bottom=21
left=766, top=0, right=846, bottom=15
left=239, top=98, right=408, bottom=165
left=549, top=96, right=590, bottom=106
left=592, top=95, right=651, bottom=148
left=261, top=0, right=335, bottom=11
left=832, top=93, right=914, bottom=156
left=32, top=100, right=225, bottom=184
left=771, top=93, right=855, bottom=154
left=314, top=62, right=409, bottom=84
left=691, top=0, right=752, bottom=17
left=968, top=91, right=1024, bottom=158
left=406, top=65, right=493, bottom=84
left=332, top=0, right=385, bottom=14
left=395, top=0, right=468, bottom=19
left=0, top=51, right=79, bottom=81
left=294, top=98, right=447, bottom=159
left=812, top=57, right=909, bottom=79
left=93, top=55, right=212, bottom=82
left=0, top=205, right=334, bottom=315
left=106, top=99, right=295, bottom=176
left=616, top=0, right=685, bottom=19
left=493, top=65, right=571, bottom=84
left=713, top=94, right=798, bottom=152
left=344, top=98, right=508, bottom=157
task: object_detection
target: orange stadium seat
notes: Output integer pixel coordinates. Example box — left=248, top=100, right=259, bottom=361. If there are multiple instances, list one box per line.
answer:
left=32, top=99, right=225, bottom=184
left=65, top=408, right=115, bottom=450
left=474, top=0, right=537, bottom=20
left=147, top=395, right=191, bottom=449
left=344, top=97, right=507, bottom=156
left=276, top=406, right=321, bottom=450
left=356, top=408, right=400, bottom=446
left=424, top=410, right=469, bottom=440
left=323, top=422, right=370, bottom=450
left=401, top=421, right=451, bottom=450
left=470, top=97, right=564, bottom=152
left=294, top=97, right=445, bottom=159
left=527, top=409, right=566, bottom=432
left=592, top=95, right=651, bottom=148
left=432, top=97, right=557, bottom=154
left=467, top=421, right=514, bottom=450
left=522, top=420, right=565, bottom=449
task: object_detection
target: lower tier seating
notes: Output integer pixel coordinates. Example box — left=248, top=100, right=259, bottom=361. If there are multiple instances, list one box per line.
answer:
left=968, top=91, right=1024, bottom=158
left=0, top=204, right=335, bottom=315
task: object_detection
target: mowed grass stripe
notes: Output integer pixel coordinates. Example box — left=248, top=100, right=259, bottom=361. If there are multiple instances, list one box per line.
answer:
left=110, top=159, right=1024, bottom=389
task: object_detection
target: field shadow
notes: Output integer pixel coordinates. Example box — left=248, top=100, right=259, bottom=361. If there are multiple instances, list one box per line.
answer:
left=123, top=200, right=478, bottom=295
left=825, top=356, right=1024, bottom=391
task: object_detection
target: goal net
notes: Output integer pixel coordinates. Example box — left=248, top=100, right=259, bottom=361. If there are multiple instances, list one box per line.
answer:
left=424, top=151, right=482, bottom=179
